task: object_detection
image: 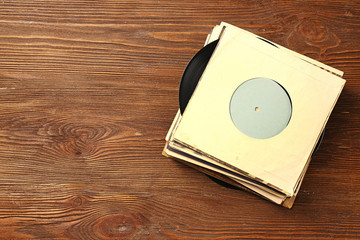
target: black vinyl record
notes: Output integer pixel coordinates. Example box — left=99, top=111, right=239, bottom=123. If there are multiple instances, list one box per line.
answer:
left=179, top=39, right=219, bottom=114
left=177, top=38, right=324, bottom=189
left=178, top=39, right=324, bottom=154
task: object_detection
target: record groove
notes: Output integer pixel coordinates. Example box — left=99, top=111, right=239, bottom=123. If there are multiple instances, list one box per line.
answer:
left=179, top=40, right=219, bottom=114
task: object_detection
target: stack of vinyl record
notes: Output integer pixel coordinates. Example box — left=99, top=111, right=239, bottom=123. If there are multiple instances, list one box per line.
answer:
left=163, top=22, right=345, bottom=208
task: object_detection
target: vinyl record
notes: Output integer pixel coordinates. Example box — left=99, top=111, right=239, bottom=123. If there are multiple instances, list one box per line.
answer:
left=178, top=38, right=324, bottom=190
left=179, top=39, right=219, bottom=114
left=178, top=39, right=324, bottom=155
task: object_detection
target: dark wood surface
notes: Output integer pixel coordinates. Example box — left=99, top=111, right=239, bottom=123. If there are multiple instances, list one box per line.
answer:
left=0, top=0, right=359, bottom=239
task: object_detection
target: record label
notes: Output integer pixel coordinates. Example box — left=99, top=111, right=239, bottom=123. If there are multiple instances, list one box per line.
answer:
left=229, top=77, right=292, bottom=139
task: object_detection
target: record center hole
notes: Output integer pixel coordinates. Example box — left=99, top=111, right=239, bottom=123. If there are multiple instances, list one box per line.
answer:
left=255, top=107, right=260, bottom=112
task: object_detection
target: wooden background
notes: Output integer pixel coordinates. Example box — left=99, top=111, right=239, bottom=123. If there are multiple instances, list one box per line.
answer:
left=0, top=0, right=358, bottom=239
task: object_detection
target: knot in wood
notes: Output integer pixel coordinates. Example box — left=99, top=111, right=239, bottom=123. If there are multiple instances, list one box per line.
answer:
left=299, top=20, right=326, bottom=43
left=95, top=214, right=137, bottom=239
left=72, top=196, right=84, bottom=208
left=287, top=18, right=340, bottom=57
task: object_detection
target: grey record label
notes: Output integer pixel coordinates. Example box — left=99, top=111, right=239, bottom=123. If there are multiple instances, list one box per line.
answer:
left=229, top=77, right=292, bottom=139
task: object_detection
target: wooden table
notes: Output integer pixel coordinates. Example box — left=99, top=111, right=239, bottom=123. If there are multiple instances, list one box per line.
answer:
left=0, top=0, right=358, bottom=239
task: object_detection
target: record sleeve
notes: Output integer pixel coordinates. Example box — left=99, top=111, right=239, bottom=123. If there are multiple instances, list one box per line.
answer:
left=172, top=26, right=345, bottom=195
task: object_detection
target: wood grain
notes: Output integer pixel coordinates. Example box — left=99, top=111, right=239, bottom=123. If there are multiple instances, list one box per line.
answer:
left=0, top=0, right=358, bottom=239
